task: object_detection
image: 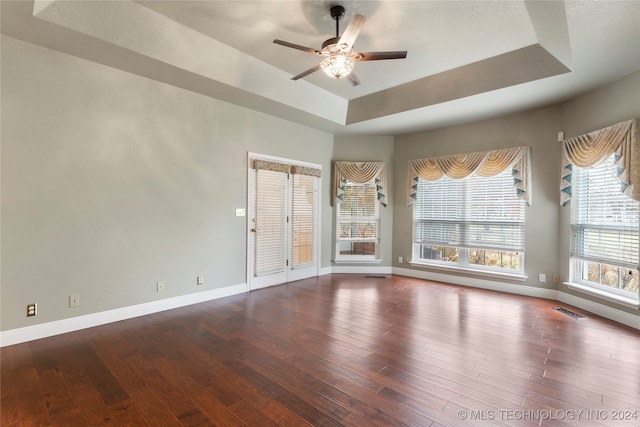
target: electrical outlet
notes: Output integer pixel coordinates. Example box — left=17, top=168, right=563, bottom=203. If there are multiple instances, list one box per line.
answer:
left=26, top=303, right=37, bottom=317
left=197, top=276, right=204, bottom=285
left=398, top=256, right=403, bottom=264
left=157, top=282, right=165, bottom=292
left=538, top=273, right=546, bottom=283
left=552, top=274, right=559, bottom=284
left=69, top=295, right=80, bottom=308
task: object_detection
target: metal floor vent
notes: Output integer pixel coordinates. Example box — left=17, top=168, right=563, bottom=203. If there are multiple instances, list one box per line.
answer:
left=365, top=275, right=387, bottom=279
left=553, top=307, right=586, bottom=319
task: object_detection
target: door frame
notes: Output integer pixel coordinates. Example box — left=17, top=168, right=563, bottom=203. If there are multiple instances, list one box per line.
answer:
left=246, top=152, right=322, bottom=291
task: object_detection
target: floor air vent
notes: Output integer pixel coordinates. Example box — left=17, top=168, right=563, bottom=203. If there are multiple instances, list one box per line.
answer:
left=365, top=275, right=387, bottom=279
left=553, top=307, right=586, bottom=319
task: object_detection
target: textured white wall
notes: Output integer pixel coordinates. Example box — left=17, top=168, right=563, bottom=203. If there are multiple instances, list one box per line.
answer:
left=1, top=36, right=333, bottom=331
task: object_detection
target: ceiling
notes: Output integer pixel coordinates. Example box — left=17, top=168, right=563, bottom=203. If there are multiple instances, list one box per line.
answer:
left=2, top=1, right=639, bottom=135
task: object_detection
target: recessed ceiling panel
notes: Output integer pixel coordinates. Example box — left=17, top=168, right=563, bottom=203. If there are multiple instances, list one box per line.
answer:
left=347, top=44, right=571, bottom=124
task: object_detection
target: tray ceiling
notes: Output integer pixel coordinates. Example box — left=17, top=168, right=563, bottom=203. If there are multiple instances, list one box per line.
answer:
left=2, top=1, right=639, bottom=135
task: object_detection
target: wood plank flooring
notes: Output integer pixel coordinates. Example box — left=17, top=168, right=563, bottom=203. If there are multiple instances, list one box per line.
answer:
left=2, top=274, right=639, bottom=426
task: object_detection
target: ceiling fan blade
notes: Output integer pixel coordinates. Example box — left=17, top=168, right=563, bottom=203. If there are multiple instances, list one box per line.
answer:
left=355, top=51, right=408, bottom=61
left=273, top=39, right=322, bottom=55
left=347, top=72, right=361, bottom=87
left=291, top=64, right=321, bottom=81
left=338, top=14, right=366, bottom=48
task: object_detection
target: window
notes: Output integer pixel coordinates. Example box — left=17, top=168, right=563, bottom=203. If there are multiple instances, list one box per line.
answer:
left=571, top=154, right=639, bottom=297
left=291, top=173, right=317, bottom=267
left=335, top=178, right=380, bottom=261
left=412, top=168, right=525, bottom=274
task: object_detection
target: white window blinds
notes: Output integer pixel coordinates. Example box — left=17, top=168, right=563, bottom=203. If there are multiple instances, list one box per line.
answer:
left=571, top=154, right=639, bottom=270
left=413, top=169, right=525, bottom=252
left=336, top=179, right=379, bottom=258
left=291, top=174, right=317, bottom=267
left=254, top=169, right=287, bottom=276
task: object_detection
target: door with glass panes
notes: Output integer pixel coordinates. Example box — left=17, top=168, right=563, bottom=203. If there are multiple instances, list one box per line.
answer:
left=248, top=156, right=320, bottom=290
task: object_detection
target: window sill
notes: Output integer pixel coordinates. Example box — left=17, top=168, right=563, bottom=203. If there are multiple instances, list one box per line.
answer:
left=409, top=261, right=527, bottom=282
left=334, top=258, right=382, bottom=264
left=564, top=282, right=640, bottom=309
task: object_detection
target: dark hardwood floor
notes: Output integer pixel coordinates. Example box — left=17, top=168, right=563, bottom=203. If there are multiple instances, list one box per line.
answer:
left=2, top=274, right=639, bottom=426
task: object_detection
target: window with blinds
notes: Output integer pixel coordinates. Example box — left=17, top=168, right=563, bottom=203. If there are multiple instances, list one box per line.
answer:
left=571, top=154, right=639, bottom=295
left=335, top=179, right=380, bottom=260
left=412, top=168, right=525, bottom=273
left=291, top=174, right=317, bottom=268
left=254, top=169, right=287, bottom=276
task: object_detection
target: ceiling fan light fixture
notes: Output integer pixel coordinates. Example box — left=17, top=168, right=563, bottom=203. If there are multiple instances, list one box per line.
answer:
left=320, top=54, right=354, bottom=79
left=273, top=6, right=407, bottom=86
left=320, top=43, right=355, bottom=79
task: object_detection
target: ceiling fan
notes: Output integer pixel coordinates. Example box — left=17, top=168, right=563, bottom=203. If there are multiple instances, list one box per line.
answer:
left=273, top=5, right=407, bottom=86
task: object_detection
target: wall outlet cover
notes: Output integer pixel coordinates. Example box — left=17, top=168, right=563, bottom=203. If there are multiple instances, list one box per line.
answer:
left=26, top=303, right=37, bottom=317
left=69, top=295, right=80, bottom=308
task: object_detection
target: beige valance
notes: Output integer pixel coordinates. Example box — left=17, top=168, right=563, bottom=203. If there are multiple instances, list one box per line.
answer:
left=252, top=159, right=290, bottom=173
left=560, top=119, right=639, bottom=206
left=333, top=161, right=387, bottom=207
left=408, top=145, right=532, bottom=206
left=252, top=159, right=321, bottom=178
left=291, top=165, right=322, bottom=178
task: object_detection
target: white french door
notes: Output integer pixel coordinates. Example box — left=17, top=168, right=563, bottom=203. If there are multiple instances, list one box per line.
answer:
left=248, top=154, right=320, bottom=290
left=289, top=172, right=319, bottom=282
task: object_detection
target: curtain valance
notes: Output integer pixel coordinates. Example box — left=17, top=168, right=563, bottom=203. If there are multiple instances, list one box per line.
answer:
left=252, top=159, right=322, bottom=178
left=407, top=145, right=532, bottom=206
left=291, top=165, right=322, bottom=178
left=333, top=161, right=387, bottom=207
left=560, top=119, right=639, bottom=206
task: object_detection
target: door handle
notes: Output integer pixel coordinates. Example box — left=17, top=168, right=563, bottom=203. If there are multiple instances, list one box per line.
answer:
left=251, top=228, right=259, bottom=233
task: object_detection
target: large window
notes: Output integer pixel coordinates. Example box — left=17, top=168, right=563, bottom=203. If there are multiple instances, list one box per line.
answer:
left=571, top=154, right=639, bottom=297
left=412, top=169, right=525, bottom=274
left=335, top=178, right=380, bottom=261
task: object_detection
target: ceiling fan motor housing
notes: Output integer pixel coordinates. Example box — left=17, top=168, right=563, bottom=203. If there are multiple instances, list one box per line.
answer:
left=330, top=5, right=346, bottom=21
left=322, top=37, right=341, bottom=49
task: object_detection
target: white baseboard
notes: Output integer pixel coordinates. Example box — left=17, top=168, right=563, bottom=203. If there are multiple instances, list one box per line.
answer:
left=393, top=267, right=640, bottom=330
left=556, top=292, right=640, bottom=329
left=318, top=266, right=333, bottom=276
left=0, top=283, right=247, bottom=347
left=392, top=267, right=557, bottom=299
left=3, top=270, right=638, bottom=348
left=332, top=265, right=393, bottom=274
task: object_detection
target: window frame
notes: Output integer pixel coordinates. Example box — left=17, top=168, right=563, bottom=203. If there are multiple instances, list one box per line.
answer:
left=334, top=177, right=381, bottom=263
left=411, top=169, right=526, bottom=277
left=570, top=154, right=639, bottom=300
